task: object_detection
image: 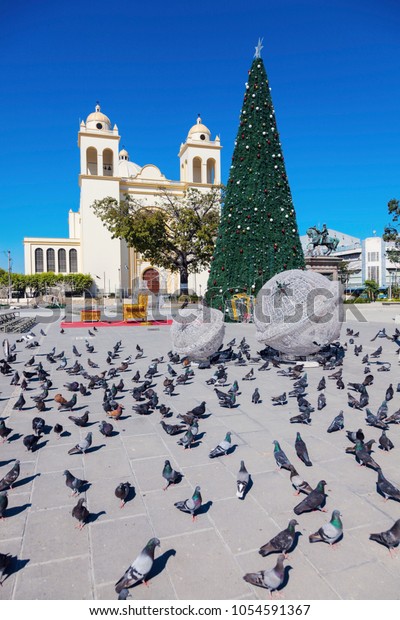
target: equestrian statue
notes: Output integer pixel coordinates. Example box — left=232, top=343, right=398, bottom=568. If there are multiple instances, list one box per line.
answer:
left=306, top=224, right=339, bottom=256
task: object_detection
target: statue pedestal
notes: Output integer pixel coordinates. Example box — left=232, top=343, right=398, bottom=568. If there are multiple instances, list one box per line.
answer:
left=305, top=255, right=342, bottom=281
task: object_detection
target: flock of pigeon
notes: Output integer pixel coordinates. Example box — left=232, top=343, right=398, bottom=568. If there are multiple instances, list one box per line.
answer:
left=1, top=318, right=400, bottom=599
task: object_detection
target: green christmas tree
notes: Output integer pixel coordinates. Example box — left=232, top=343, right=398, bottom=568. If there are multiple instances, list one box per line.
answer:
left=207, top=41, right=305, bottom=312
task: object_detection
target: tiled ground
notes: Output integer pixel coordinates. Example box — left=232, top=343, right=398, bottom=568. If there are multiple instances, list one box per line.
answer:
left=1, top=303, right=400, bottom=600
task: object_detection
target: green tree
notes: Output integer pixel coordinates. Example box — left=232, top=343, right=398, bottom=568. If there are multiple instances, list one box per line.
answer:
left=337, top=260, right=359, bottom=292
left=91, top=186, right=221, bottom=295
left=206, top=50, right=305, bottom=311
left=364, top=279, right=379, bottom=301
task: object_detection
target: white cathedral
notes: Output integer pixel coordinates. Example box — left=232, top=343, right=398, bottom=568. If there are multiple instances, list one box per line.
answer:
left=23, top=105, right=222, bottom=297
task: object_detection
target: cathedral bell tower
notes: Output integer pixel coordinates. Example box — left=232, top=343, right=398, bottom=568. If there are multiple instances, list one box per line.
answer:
left=178, top=115, right=222, bottom=186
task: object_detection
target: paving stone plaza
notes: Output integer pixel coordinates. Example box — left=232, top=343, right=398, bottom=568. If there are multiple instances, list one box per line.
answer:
left=1, top=303, right=400, bottom=600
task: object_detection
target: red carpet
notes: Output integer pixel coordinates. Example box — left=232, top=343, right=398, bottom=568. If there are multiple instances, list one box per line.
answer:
left=60, top=319, right=172, bottom=328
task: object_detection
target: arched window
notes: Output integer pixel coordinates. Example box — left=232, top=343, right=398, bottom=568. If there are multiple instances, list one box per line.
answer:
left=58, top=248, right=67, bottom=273
left=193, top=157, right=202, bottom=183
left=69, top=249, right=78, bottom=273
left=87, top=147, right=98, bottom=175
left=46, top=248, right=55, bottom=272
left=207, top=158, right=216, bottom=184
left=35, top=248, right=44, bottom=273
left=103, top=148, right=113, bottom=176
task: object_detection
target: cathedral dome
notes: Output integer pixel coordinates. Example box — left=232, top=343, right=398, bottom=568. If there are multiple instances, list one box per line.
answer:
left=188, top=116, right=211, bottom=141
left=86, top=104, right=111, bottom=131
left=118, top=157, right=142, bottom=178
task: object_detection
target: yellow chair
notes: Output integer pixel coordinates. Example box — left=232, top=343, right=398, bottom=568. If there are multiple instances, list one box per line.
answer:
left=80, top=309, right=101, bottom=322
left=231, top=294, right=252, bottom=322
left=123, top=294, right=149, bottom=321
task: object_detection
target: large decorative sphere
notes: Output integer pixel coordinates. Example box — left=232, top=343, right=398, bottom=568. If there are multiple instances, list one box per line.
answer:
left=254, top=269, right=342, bottom=355
left=170, top=307, right=225, bottom=361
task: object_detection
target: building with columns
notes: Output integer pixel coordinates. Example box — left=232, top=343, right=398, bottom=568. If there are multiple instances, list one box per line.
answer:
left=24, top=105, right=222, bottom=297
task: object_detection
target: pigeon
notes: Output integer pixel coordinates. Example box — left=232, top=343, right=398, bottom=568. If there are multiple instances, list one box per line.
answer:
left=370, top=519, right=400, bottom=556
left=108, top=404, right=124, bottom=420
left=236, top=460, right=250, bottom=499
left=345, top=439, right=375, bottom=456
left=115, top=482, right=131, bottom=507
left=99, top=420, right=114, bottom=437
left=259, top=520, right=298, bottom=557
left=252, top=388, right=261, bottom=404
left=23, top=434, right=42, bottom=452
left=290, top=411, right=312, bottom=425
left=159, top=404, right=171, bottom=418
left=160, top=420, right=185, bottom=435
left=365, top=409, right=388, bottom=430
left=177, top=429, right=195, bottom=449
left=243, top=368, right=254, bottom=381
left=0, top=461, right=20, bottom=490
left=68, top=411, right=89, bottom=427
left=63, top=470, right=88, bottom=496
left=379, top=430, right=394, bottom=451
left=347, top=392, right=363, bottom=410
left=162, top=460, right=183, bottom=490
left=53, top=423, right=63, bottom=438
left=293, top=480, right=327, bottom=515
left=327, top=411, right=344, bottom=433
left=72, top=345, right=81, bottom=357
left=355, top=440, right=380, bottom=470
left=377, top=400, right=388, bottom=420
left=271, top=392, right=287, bottom=406
left=385, top=410, right=400, bottom=425
left=209, top=432, right=232, bottom=458
left=346, top=428, right=364, bottom=444
left=64, top=381, right=79, bottom=392
left=32, top=417, right=45, bottom=436
left=72, top=498, right=90, bottom=529
left=317, top=377, right=326, bottom=391
left=336, top=378, right=345, bottom=390
left=376, top=468, right=400, bottom=501
left=309, top=510, right=343, bottom=546
left=58, top=394, right=77, bottom=411
left=317, top=393, right=326, bottom=410
left=0, top=488, right=10, bottom=522
left=0, top=552, right=12, bottom=584
left=243, top=554, right=287, bottom=596
left=295, top=432, right=312, bottom=467
left=273, top=440, right=291, bottom=470
left=0, top=420, right=12, bottom=443
left=12, top=393, right=25, bottom=411
left=115, top=538, right=160, bottom=593
left=68, top=432, right=92, bottom=455
left=386, top=384, right=394, bottom=401
left=186, top=401, right=206, bottom=417
left=174, top=486, right=202, bottom=520
left=288, top=465, right=313, bottom=496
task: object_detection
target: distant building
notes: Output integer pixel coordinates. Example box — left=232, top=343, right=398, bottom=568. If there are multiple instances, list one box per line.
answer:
left=23, top=106, right=222, bottom=296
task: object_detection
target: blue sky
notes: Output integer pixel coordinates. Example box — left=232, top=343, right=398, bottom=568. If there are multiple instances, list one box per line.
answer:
left=1, top=0, right=399, bottom=273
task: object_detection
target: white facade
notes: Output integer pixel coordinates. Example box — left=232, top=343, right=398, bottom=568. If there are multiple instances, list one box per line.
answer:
left=23, top=107, right=222, bottom=297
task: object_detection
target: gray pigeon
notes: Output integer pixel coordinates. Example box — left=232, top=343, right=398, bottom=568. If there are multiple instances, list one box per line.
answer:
left=309, top=510, right=343, bottom=546
left=288, top=465, right=313, bottom=496
left=370, top=519, right=400, bottom=556
left=0, top=552, right=12, bottom=584
left=115, top=537, right=160, bottom=593
left=273, top=440, right=291, bottom=470
left=294, top=480, right=327, bottom=515
left=174, top=485, right=202, bottom=520
left=379, top=430, right=394, bottom=451
left=209, top=432, right=232, bottom=458
left=258, top=520, right=298, bottom=557
left=236, top=460, right=250, bottom=499
left=376, top=468, right=400, bottom=501
left=327, top=411, right=344, bottom=433
left=0, top=491, right=8, bottom=519
left=0, top=460, right=20, bottom=490
left=162, top=460, right=183, bottom=490
left=115, top=482, right=131, bottom=508
left=71, top=497, right=90, bottom=529
left=68, top=432, right=92, bottom=455
left=243, top=554, right=287, bottom=595
left=295, top=432, right=312, bottom=467
left=63, top=470, right=88, bottom=496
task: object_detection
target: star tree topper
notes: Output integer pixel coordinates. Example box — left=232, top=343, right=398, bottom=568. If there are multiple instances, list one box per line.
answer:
left=254, top=37, right=264, bottom=59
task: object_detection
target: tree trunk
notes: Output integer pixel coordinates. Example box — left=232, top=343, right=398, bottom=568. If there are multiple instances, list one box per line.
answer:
left=179, top=266, right=189, bottom=296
